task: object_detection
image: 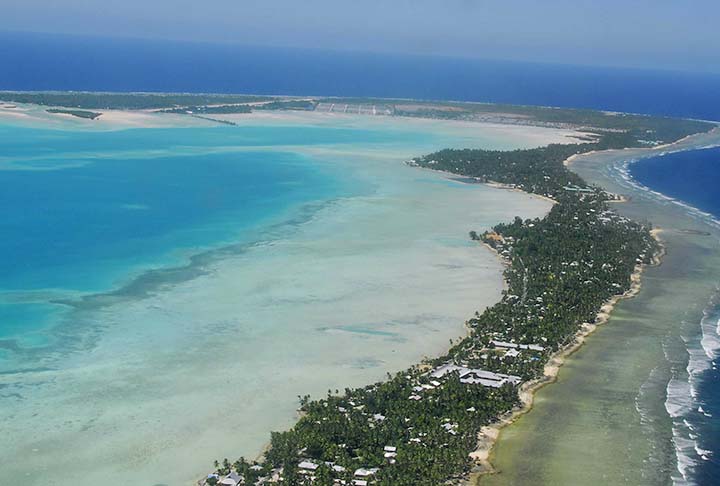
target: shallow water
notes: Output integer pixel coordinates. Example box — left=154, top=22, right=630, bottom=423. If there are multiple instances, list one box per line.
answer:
left=482, top=130, right=720, bottom=486
left=0, top=113, right=566, bottom=485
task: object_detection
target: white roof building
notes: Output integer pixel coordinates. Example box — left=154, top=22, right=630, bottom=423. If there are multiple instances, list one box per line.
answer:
left=219, top=471, right=241, bottom=486
left=491, top=340, right=544, bottom=351
left=298, top=460, right=319, bottom=471
left=429, top=363, right=521, bottom=388
left=354, top=467, right=379, bottom=477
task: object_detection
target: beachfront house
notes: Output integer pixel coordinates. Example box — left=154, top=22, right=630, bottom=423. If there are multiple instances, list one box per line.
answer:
left=219, top=471, right=242, bottom=486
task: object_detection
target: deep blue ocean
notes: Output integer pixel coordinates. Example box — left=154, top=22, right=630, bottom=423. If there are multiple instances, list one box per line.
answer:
left=630, top=148, right=720, bottom=218
left=1, top=31, right=719, bottom=121
left=631, top=148, right=720, bottom=483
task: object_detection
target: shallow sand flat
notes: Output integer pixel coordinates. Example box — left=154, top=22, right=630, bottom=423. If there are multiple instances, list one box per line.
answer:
left=0, top=114, right=561, bottom=486
left=0, top=103, right=209, bottom=130
left=0, top=103, right=588, bottom=145
left=481, top=128, right=720, bottom=486
left=215, top=109, right=586, bottom=147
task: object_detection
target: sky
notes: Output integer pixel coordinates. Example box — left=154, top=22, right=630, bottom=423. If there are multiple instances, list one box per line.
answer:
left=4, top=0, right=719, bottom=73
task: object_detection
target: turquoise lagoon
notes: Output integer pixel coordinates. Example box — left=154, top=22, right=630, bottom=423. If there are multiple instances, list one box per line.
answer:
left=0, top=124, right=364, bottom=352
left=0, top=113, right=567, bottom=485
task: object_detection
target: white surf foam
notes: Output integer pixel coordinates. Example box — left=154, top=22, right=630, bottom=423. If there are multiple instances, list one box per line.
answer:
left=607, top=147, right=720, bottom=486
left=699, top=302, right=720, bottom=363
left=612, top=157, right=720, bottom=231
left=672, top=431, right=698, bottom=485
left=666, top=378, right=694, bottom=418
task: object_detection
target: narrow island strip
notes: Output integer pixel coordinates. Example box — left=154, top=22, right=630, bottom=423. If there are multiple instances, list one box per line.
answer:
left=46, top=108, right=103, bottom=120
left=197, top=112, right=714, bottom=486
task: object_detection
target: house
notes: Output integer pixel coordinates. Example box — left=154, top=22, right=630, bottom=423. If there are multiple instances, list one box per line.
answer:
left=430, top=362, right=521, bottom=388
left=563, top=184, right=595, bottom=193
left=298, top=460, right=320, bottom=472
left=219, top=471, right=242, bottom=486
left=459, top=369, right=521, bottom=387
left=430, top=363, right=465, bottom=379
left=354, top=467, right=379, bottom=478
left=490, top=340, right=518, bottom=349
left=491, top=340, right=544, bottom=352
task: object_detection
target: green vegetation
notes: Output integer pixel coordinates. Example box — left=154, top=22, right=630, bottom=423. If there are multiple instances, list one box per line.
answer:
left=254, top=100, right=317, bottom=111
left=160, top=104, right=252, bottom=115
left=395, top=101, right=713, bottom=141
left=5, top=92, right=714, bottom=144
left=409, top=132, right=644, bottom=198
left=203, top=120, right=684, bottom=486
left=0, top=92, right=271, bottom=110
left=46, top=108, right=102, bottom=120
left=0, top=92, right=320, bottom=117
left=317, top=97, right=713, bottom=144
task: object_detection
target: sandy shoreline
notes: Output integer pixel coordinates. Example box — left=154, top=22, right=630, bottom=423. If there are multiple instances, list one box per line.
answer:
left=464, top=227, right=665, bottom=484
left=564, top=127, right=720, bottom=169
left=0, top=102, right=590, bottom=147
left=415, top=166, right=560, bottom=208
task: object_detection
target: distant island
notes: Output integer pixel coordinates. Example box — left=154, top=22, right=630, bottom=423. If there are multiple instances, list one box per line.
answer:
left=1, top=90, right=710, bottom=140
left=46, top=108, right=102, bottom=120
left=1, top=91, right=716, bottom=486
